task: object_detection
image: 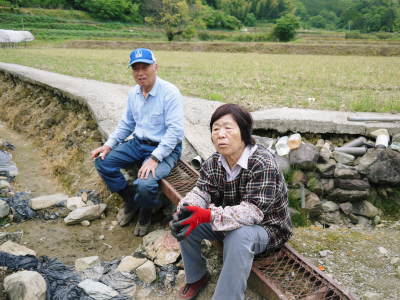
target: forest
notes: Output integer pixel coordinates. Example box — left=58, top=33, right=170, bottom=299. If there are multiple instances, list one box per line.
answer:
left=1, top=0, right=399, bottom=33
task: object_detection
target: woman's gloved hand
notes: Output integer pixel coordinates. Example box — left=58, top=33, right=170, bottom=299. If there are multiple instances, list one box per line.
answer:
left=170, top=204, right=211, bottom=241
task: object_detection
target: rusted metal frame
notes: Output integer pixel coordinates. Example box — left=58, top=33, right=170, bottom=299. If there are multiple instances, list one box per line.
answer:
left=160, top=178, right=182, bottom=205
left=249, top=265, right=289, bottom=300
left=281, top=244, right=355, bottom=299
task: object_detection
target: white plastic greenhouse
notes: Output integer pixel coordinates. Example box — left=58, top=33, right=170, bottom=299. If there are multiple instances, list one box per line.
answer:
left=0, top=30, right=34, bottom=47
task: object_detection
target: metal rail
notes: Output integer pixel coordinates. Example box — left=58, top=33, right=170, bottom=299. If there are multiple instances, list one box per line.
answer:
left=160, top=160, right=355, bottom=300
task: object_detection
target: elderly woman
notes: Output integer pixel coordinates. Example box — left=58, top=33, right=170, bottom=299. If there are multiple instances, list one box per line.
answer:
left=171, top=104, right=292, bottom=300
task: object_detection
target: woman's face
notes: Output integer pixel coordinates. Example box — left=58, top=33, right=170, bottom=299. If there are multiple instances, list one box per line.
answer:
left=211, top=114, right=245, bottom=159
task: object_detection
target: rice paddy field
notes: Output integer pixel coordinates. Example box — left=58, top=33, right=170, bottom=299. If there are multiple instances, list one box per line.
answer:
left=0, top=48, right=399, bottom=112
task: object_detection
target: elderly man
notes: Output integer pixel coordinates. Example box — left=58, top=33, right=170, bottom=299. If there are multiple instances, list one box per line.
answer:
left=92, top=48, right=184, bottom=236
left=171, top=104, right=292, bottom=299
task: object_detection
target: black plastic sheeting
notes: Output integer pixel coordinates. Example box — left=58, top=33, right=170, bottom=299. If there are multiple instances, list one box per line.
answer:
left=0, top=252, right=135, bottom=300
left=0, top=251, right=91, bottom=300
left=1, top=192, right=37, bottom=222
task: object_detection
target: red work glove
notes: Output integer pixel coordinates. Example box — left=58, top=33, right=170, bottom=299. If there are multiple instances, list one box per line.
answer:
left=176, top=205, right=211, bottom=238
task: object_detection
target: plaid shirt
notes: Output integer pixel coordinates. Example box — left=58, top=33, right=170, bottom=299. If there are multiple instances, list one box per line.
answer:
left=179, top=144, right=292, bottom=251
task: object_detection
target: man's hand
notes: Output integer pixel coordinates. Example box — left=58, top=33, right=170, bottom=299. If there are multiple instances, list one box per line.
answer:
left=91, top=145, right=111, bottom=160
left=171, top=205, right=211, bottom=239
left=138, top=156, right=158, bottom=179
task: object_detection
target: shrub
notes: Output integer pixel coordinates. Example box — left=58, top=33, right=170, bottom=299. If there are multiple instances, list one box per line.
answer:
left=344, top=32, right=365, bottom=39
left=203, top=9, right=242, bottom=30
left=271, top=14, right=300, bottom=42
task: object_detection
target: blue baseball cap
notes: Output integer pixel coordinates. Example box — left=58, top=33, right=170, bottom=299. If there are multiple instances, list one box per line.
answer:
left=129, top=48, right=156, bottom=66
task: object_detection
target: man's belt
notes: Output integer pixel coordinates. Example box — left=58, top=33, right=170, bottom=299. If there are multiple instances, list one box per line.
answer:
left=134, top=134, right=159, bottom=147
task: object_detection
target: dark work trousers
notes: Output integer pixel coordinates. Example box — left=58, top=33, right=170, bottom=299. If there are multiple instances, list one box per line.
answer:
left=180, top=223, right=269, bottom=300
left=94, top=138, right=181, bottom=209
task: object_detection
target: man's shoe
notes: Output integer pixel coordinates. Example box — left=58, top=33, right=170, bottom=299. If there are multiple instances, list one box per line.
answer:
left=133, top=219, right=151, bottom=236
left=116, top=206, right=136, bottom=227
left=178, top=272, right=210, bottom=299
left=117, top=185, right=138, bottom=226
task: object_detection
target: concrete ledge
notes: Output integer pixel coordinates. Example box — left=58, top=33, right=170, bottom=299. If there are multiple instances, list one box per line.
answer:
left=253, top=107, right=400, bottom=136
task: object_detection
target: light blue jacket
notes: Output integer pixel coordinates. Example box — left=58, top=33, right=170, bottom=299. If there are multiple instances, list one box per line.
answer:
left=105, top=77, right=184, bottom=161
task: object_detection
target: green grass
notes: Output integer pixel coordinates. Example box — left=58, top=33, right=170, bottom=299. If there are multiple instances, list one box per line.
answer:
left=0, top=8, right=163, bottom=42
left=1, top=48, right=399, bottom=112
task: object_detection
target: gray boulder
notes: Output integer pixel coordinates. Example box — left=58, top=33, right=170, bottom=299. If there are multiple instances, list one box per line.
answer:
left=339, top=202, right=353, bottom=215
left=64, top=204, right=107, bottom=225
left=332, top=151, right=355, bottom=165
left=352, top=201, right=381, bottom=218
left=334, top=178, right=370, bottom=191
left=0, top=199, right=10, bottom=217
left=334, top=165, right=360, bottom=179
left=78, top=279, right=119, bottom=300
left=289, top=143, right=319, bottom=170
left=363, top=149, right=400, bottom=185
left=4, top=271, right=46, bottom=300
left=328, top=189, right=369, bottom=202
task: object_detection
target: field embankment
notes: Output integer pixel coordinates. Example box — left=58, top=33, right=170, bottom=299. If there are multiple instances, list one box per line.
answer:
left=64, top=39, right=400, bottom=57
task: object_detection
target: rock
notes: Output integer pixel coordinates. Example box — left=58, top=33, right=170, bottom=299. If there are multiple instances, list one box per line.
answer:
left=75, top=256, right=101, bottom=272
left=287, top=133, right=302, bottom=150
left=275, top=136, right=289, bottom=156
left=356, top=215, right=370, bottom=226
left=274, top=155, right=290, bottom=173
left=78, top=279, right=119, bottom=300
left=0, top=179, right=10, bottom=189
left=319, top=250, right=333, bottom=257
left=378, top=246, right=389, bottom=255
left=4, top=270, right=46, bottom=300
left=136, top=260, right=157, bottom=284
left=319, top=142, right=332, bottom=163
left=0, top=240, right=36, bottom=256
left=316, top=159, right=336, bottom=175
left=357, top=149, right=381, bottom=174
left=321, top=201, right=338, bottom=212
left=320, top=179, right=335, bottom=194
left=332, top=151, right=355, bottom=165
left=304, top=192, right=322, bottom=217
left=141, top=229, right=181, bottom=266
left=291, top=170, right=306, bottom=185
left=81, top=220, right=91, bottom=226
left=390, top=257, right=400, bottom=265
left=363, top=292, right=383, bottom=300
left=390, top=142, right=400, bottom=152
left=175, top=270, right=186, bottom=289
left=334, top=165, right=360, bottom=179
left=0, top=199, right=10, bottom=217
left=339, top=202, right=353, bottom=215
left=353, top=201, right=381, bottom=218
left=64, top=204, right=107, bottom=225
left=289, top=143, right=319, bottom=170
left=393, top=133, right=400, bottom=143
left=334, top=178, right=370, bottom=191
left=116, top=256, right=146, bottom=272
left=253, top=136, right=275, bottom=150
left=0, top=231, right=23, bottom=244
left=66, top=196, right=86, bottom=210
left=307, top=176, right=323, bottom=196
left=320, top=211, right=342, bottom=225
left=364, top=149, right=400, bottom=185
left=328, top=189, right=369, bottom=202
left=135, top=287, right=153, bottom=299
left=100, top=271, right=136, bottom=297
left=29, top=193, right=68, bottom=210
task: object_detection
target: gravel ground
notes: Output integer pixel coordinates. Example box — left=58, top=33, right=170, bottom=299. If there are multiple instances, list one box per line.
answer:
left=289, top=222, right=400, bottom=300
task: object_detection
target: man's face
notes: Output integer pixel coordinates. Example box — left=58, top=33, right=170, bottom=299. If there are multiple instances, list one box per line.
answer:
left=132, top=62, right=157, bottom=90
left=211, top=114, right=245, bottom=159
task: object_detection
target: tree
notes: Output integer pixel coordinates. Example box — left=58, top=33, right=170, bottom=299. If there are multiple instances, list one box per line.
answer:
left=272, top=13, right=300, bottom=42
left=146, top=0, right=194, bottom=41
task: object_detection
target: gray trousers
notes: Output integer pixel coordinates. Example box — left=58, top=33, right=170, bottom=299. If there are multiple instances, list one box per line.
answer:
left=180, top=223, right=269, bottom=300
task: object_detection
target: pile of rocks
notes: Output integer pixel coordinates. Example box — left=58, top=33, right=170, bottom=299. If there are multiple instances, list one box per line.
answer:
left=0, top=229, right=189, bottom=299
left=256, top=131, right=400, bottom=227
